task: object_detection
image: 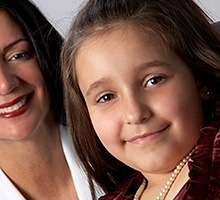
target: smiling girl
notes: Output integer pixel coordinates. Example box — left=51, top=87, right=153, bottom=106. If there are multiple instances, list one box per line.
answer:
left=61, top=0, right=220, bottom=199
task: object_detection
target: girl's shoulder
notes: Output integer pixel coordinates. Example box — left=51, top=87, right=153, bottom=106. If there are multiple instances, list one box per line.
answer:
left=185, top=118, right=220, bottom=199
left=98, top=172, right=143, bottom=200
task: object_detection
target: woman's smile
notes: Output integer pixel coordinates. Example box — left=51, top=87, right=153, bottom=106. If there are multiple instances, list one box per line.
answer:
left=0, top=93, right=33, bottom=118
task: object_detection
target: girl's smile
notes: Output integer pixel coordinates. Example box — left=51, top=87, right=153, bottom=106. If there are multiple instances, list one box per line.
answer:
left=125, top=124, right=170, bottom=145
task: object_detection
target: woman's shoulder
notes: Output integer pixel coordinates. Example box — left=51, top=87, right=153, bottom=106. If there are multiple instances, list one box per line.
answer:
left=58, top=123, right=69, bottom=134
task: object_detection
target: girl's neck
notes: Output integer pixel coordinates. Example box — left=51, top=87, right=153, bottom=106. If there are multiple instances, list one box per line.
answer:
left=139, top=150, right=192, bottom=200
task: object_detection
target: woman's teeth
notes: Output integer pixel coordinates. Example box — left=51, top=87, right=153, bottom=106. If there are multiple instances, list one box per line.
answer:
left=0, top=97, right=27, bottom=114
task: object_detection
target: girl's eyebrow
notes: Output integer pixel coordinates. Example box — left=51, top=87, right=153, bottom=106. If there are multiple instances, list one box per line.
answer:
left=86, top=78, right=106, bottom=96
left=85, top=60, right=170, bottom=96
left=3, top=38, right=28, bottom=53
left=137, top=60, right=170, bottom=72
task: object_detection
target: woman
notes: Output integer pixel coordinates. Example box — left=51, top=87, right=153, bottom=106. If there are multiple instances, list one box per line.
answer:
left=0, top=0, right=102, bottom=199
left=61, top=0, right=220, bottom=199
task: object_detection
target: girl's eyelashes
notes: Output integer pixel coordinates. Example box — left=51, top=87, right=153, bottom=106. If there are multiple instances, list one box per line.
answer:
left=144, top=75, right=166, bottom=87
left=95, top=75, right=167, bottom=103
left=96, top=93, right=116, bottom=103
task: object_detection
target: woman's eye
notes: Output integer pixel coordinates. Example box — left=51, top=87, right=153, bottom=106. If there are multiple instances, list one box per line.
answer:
left=97, top=93, right=115, bottom=103
left=145, top=76, right=164, bottom=87
left=9, top=51, right=30, bottom=61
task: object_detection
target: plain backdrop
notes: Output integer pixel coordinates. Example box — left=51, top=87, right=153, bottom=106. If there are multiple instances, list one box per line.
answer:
left=31, top=0, right=220, bottom=36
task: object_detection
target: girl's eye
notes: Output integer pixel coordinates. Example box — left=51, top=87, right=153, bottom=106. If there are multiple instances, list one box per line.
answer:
left=9, top=51, right=30, bottom=61
left=145, top=76, right=165, bottom=87
left=97, top=93, right=116, bottom=103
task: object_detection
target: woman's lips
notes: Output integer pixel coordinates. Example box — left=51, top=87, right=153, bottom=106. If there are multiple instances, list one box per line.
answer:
left=0, top=94, right=32, bottom=118
left=126, top=125, right=169, bottom=144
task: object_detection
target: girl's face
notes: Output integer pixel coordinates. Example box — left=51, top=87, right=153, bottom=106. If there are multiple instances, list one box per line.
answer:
left=0, top=10, right=51, bottom=141
left=76, top=27, right=204, bottom=174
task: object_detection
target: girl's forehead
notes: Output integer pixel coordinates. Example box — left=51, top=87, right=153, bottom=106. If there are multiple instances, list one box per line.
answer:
left=80, top=24, right=165, bottom=51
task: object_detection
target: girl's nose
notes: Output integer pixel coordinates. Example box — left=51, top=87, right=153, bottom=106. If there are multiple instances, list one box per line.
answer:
left=123, top=95, right=151, bottom=125
left=0, top=67, right=19, bottom=95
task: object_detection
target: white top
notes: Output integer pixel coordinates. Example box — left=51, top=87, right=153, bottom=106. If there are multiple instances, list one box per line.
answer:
left=0, top=124, right=104, bottom=200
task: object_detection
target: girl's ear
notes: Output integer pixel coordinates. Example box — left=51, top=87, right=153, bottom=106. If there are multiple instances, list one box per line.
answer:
left=196, top=79, right=212, bottom=100
left=198, top=85, right=211, bottom=100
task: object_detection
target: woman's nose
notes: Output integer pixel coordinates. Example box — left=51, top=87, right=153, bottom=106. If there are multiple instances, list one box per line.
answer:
left=0, top=66, right=19, bottom=95
left=123, top=95, right=151, bottom=125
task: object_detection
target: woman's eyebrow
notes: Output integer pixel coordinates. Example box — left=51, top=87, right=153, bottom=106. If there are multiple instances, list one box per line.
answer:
left=3, top=38, right=28, bottom=53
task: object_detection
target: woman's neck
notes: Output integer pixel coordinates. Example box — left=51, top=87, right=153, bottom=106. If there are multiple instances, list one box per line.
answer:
left=0, top=122, right=77, bottom=199
left=0, top=120, right=59, bottom=167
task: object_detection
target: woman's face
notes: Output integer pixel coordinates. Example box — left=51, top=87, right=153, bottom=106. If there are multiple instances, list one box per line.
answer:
left=76, top=27, right=204, bottom=174
left=0, top=10, right=51, bottom=141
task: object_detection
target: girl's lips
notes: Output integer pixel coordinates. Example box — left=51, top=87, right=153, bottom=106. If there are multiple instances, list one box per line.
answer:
left=126, top=125, right=169, bottom=144
left=0, top=93, right=33, bottom=118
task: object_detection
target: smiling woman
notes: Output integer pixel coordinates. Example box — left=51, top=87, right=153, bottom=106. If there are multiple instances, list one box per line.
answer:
left=0, top=11, right=47, bottom=130
left=0, top=0, right=103, bottom=199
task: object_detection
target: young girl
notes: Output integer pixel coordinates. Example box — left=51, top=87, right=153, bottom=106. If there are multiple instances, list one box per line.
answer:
left=61, top=0, right=220, bottom=199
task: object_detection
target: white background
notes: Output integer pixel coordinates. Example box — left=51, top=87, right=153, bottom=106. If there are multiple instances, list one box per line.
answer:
left=31, top=0, right=220, bottom=36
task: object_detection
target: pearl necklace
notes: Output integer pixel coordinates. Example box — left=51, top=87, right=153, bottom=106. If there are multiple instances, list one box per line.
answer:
left=134, top=179, right=147, bottom=200
left=133, top=150, right=194, bottom=200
